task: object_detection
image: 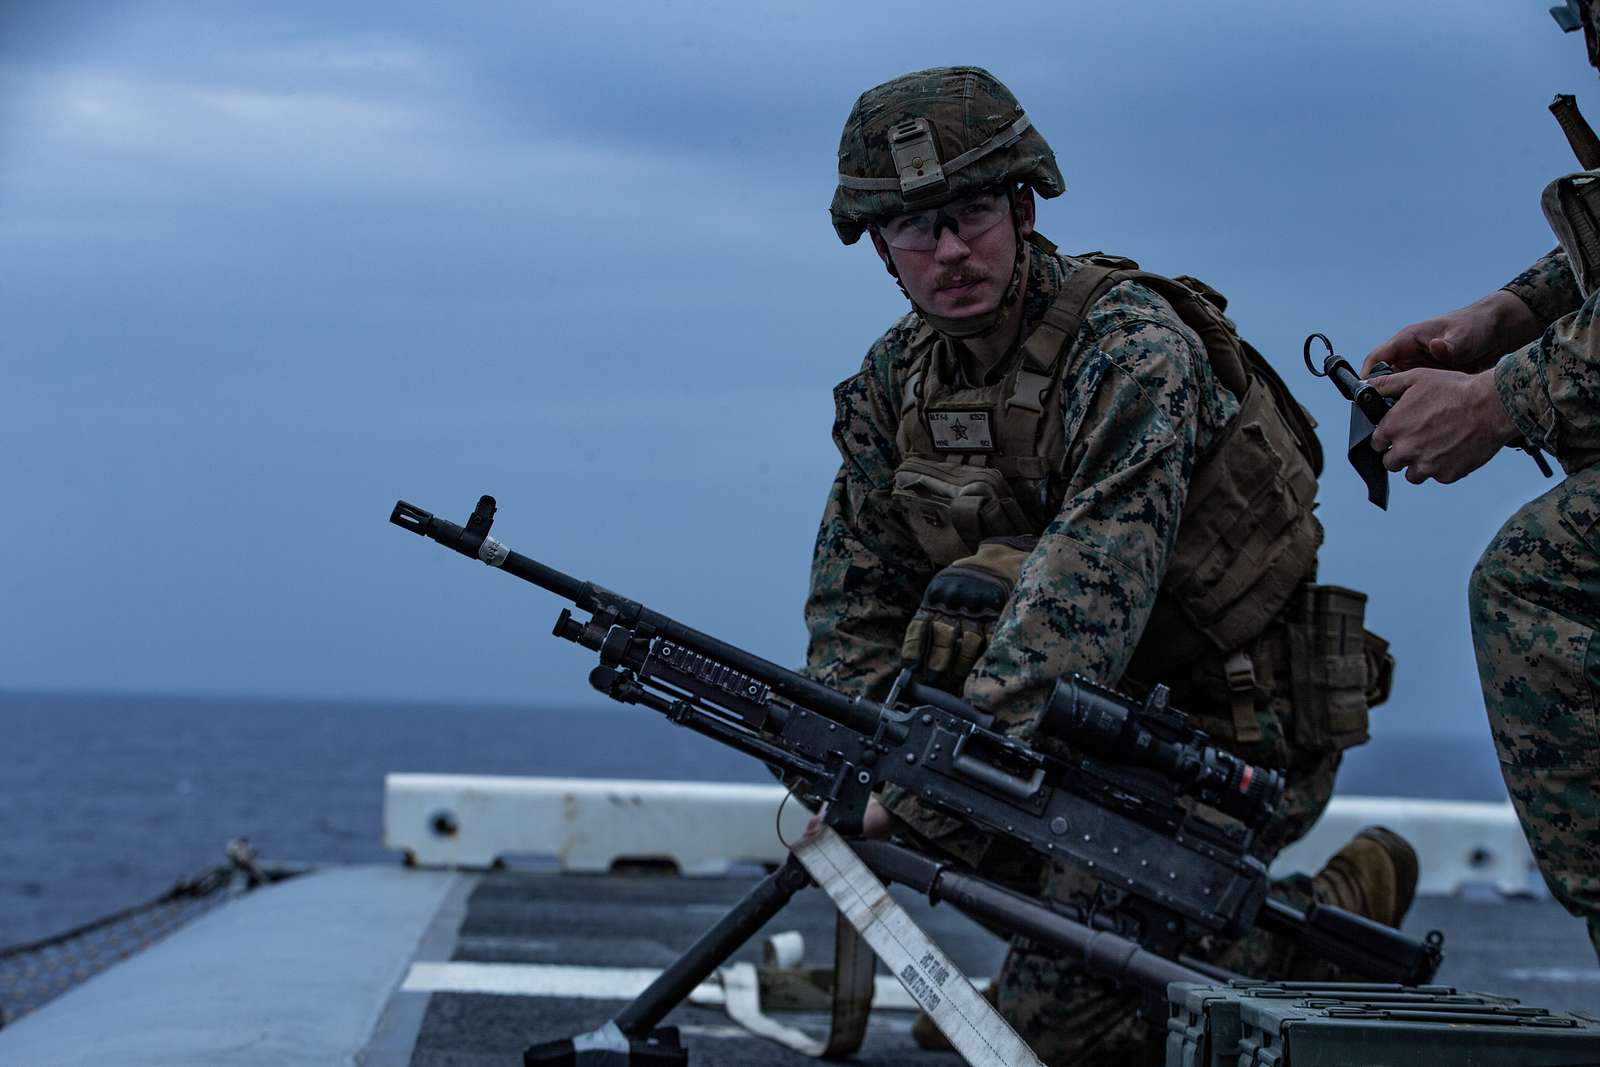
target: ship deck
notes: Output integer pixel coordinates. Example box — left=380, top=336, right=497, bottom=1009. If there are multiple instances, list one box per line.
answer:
left=0, top=860, right=1594, bottom=1066
left=8, top=759, right=1600, bottom=1067
left=405, top=867, right=1598, bottom=1066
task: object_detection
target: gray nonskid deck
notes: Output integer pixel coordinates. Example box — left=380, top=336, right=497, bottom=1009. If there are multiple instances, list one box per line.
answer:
left=408, top=868, right=1007, bottom=1066
left=405, top=868, right=1598, bottom=1066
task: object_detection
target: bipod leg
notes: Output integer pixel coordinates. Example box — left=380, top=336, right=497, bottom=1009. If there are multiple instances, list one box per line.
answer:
left=524, top=853, right=812, bottom=1066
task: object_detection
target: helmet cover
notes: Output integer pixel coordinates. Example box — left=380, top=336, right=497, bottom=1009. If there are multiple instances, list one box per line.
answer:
left=830, top=66, right=1064, bottom=245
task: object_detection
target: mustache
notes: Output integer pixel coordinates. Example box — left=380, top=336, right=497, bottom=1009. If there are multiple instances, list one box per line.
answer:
left=934, top=269, right=989, bottom=290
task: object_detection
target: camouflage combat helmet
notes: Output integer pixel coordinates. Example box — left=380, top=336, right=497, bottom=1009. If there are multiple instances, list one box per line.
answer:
left=1552, top=0, right=1600, bottom=69
left=830, top=66, right=1065, bottom=245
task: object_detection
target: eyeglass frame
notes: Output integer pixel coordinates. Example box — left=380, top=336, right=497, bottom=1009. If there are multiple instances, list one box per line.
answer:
left=872, top=184, right=1016, bottom=252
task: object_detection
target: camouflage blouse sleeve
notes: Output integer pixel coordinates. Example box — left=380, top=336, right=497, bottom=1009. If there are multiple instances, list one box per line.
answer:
left=1496, top=285, right=1600, bottom=474
left=803, top=327, right=937, bottom=699
left=964, top=287, right=1219, bottom=736
left=1501, top=247, right=1582, bottom=327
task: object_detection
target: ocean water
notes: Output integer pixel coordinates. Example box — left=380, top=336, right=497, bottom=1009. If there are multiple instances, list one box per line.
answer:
left=0, top=689, right=1509, bottom=948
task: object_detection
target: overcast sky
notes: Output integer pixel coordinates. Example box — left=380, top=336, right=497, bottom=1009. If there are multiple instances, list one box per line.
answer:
left=3, top=1, right=1594, bottom=740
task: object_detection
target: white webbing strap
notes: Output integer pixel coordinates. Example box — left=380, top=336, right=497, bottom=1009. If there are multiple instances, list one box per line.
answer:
left=791, top=827, right=1045, bottom=1067
left=720, top=912, right=875, bottom=1057
left=724, top=963, right=848, bottom=1056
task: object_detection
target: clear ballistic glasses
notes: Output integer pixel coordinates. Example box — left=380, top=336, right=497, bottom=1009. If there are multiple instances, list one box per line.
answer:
left=877, top=189, right=1011, bottom=251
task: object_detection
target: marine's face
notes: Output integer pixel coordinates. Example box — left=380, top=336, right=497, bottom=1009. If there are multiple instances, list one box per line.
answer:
left=870, top=186, right=1035, bottom=321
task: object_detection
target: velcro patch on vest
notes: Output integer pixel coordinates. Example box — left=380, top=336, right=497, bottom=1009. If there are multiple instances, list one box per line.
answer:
left=926, top=408, right=995, bottom=452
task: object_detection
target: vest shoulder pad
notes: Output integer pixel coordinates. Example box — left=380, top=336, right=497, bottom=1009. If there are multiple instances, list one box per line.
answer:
left=1056, top=259, right=1325, bottom=478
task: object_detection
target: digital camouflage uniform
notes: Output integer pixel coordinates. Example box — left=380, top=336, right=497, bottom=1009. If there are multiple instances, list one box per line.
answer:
left=805, top=244, right=1344, bottom=1064
left=1471, top=244, right=1600, bottom=956
left=806, top=65, right=1392, bottom=1064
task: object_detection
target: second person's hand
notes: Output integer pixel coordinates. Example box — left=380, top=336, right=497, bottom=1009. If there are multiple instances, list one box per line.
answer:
left=1361, top=291, right=1539, bottom=376
left=1367, top=368, right=1518, bottom=484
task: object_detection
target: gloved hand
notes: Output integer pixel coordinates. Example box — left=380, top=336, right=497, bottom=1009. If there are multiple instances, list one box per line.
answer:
left=900, top=536, right=1035, bottom=692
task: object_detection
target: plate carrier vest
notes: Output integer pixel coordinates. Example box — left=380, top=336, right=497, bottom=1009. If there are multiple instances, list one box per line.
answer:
left=888, top=255, right=1328, bottom=741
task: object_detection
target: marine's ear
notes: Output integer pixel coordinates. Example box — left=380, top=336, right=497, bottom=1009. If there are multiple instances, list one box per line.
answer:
left=1013, top=185, right=1036, bottom=240
left=867, top=227, right=902, bottom=280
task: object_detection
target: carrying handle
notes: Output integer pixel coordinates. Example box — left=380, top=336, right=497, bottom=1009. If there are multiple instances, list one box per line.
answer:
left=950, top=733, right=1046, bottom=800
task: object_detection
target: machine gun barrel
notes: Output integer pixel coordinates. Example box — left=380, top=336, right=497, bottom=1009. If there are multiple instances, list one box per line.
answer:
left=391, top=497, right=892, bottom=736
left=852, top=841, right=1214, bottom=994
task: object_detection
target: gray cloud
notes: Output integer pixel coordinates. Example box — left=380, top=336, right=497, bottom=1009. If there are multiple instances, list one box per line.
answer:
left=2, top=0, right=1593, bottom=740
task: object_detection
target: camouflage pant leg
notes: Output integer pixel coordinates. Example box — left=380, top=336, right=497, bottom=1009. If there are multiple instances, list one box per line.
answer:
left=1469, top=467, right=1600, bottom=955
left=993, top=750, right=1341, bottom=1067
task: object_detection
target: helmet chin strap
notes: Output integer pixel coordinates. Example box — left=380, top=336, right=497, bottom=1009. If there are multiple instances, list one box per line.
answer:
left=892, top=202, right=1030, bottom=341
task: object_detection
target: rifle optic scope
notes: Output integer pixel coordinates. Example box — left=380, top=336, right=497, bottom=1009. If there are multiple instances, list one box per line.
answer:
left=1039, top=676, right=1284, bottom=829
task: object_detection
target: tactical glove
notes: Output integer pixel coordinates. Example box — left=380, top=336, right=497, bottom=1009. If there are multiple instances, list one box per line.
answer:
left=900, top=536, right=1036, bottom=693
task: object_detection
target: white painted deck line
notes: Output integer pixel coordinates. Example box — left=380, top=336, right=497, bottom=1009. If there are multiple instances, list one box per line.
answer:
left=386, top=774, right=1539, bottom=896
left=1503, top=967, right=1600, bottom=983
left=403, top=961, right=712, bottom=1001
left=680, top=1022, right=918, bottom=1041
left=677, top=1024, right=776, bottom=1041
left=400, top=960, right=926, bottom=1011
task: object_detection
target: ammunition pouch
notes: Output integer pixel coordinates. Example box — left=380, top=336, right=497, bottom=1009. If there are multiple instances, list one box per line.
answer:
left=1284, top=584, right=1384, bottom=753
left=1157, top=379, right=1323, bottom=657
left=891, top=457, right=1034, bottom=566
left=1127, top=584, right=1391, bottom=766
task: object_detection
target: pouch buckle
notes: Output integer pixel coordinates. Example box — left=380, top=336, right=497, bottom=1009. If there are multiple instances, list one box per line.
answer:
left=1224, top=650, right=1262, bottom=744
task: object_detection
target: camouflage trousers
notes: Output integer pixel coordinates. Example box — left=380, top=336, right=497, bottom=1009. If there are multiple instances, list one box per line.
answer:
left=1469, top=464, right=1600, bottom=958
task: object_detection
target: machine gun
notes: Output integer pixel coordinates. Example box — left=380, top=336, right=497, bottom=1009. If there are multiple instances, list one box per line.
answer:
left=391, top=495, right=1443, bottom=1063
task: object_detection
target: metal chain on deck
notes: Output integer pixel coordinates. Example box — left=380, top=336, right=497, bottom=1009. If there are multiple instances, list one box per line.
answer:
left=0, top=839, right=301, bottom=1029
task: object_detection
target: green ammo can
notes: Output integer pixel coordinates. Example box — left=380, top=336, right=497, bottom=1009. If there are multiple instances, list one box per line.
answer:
left=1166, top=981, right=1600, bottom=1067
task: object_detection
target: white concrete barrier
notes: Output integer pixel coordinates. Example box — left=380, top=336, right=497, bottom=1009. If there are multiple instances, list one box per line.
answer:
left=384, top=774, right=812, bottom=875
left=384, top=774, right=1541, bottom=895
left=1268, top=795, right=1540, bottom=897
